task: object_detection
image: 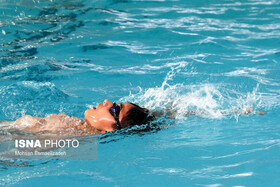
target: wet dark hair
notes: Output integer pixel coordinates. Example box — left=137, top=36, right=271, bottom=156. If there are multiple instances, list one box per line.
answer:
left=120, top=103, right=154, bottom=128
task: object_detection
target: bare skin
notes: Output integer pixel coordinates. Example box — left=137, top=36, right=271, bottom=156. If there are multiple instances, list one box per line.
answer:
left=0, top=113, right=101, bottom=135
left=84, top=99, right=134, bottom=133
left=0, top=100, right=265, bottom=135
left=184, top=108, right=266, bottom=116
left=152, top=107, right=265, bottom=118
left=0, top=100, right=135, bottom=135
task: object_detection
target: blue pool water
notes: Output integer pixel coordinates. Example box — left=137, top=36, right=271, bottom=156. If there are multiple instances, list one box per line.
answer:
left=1, top=0, right=280, bottom=186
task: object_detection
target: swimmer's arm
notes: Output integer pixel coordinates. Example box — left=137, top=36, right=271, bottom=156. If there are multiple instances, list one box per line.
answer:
left=151, top=110, right=196, bottom=118
left=0, top=121, right=14, bottom=125
left=0, top=115, right=43, bottom=128
left=0, top=115, right=38, bottom=125
left=183, top=108, right=266, bottom=116
left=221, top=108, right=266, bottom=115
left=152, top=108, right=265, bottom=118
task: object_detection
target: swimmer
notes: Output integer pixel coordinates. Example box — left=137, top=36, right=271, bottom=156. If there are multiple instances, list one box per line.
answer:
left=0, top=99, right=265, bottom=135
left=0, top=100, right=152, bottom=135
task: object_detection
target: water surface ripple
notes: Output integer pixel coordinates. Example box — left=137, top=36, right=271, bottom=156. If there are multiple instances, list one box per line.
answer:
left=0, top=0, right=280, bottom=186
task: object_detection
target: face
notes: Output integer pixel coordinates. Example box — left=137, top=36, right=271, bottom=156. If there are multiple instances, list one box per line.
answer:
left=84, top=99, right=134, bottom=133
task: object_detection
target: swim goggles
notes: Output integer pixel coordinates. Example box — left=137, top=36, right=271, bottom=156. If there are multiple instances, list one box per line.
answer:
left=109, top=103, right=121, bottom=129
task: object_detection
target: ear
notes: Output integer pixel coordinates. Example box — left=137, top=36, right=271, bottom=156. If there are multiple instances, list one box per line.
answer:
left=100, top=130, right=108, bottom=133
left=102, top=125, right=115, bottom=133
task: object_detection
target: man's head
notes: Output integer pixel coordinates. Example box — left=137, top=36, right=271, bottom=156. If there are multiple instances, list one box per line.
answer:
left=84, top=100, right=152, bottom=133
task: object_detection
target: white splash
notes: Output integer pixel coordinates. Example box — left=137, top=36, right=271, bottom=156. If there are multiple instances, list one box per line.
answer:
left=121, top=65, right=262, bottom=120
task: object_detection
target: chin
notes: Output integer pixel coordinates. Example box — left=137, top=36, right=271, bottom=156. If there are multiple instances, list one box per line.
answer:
left=84, top=109, right=91, bottom=120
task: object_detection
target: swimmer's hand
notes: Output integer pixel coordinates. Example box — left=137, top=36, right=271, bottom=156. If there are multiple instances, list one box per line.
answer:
left=256, top=110, right=266, bottom=115
left=236, top=108, right=266, bottom=115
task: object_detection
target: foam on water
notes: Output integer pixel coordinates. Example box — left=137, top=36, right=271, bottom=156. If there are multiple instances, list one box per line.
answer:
left=121, top=64, right=263, bottom=120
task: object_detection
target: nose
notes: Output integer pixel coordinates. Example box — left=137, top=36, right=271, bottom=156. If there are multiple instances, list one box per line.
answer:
left=103, top=99, right=113, bottom=107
